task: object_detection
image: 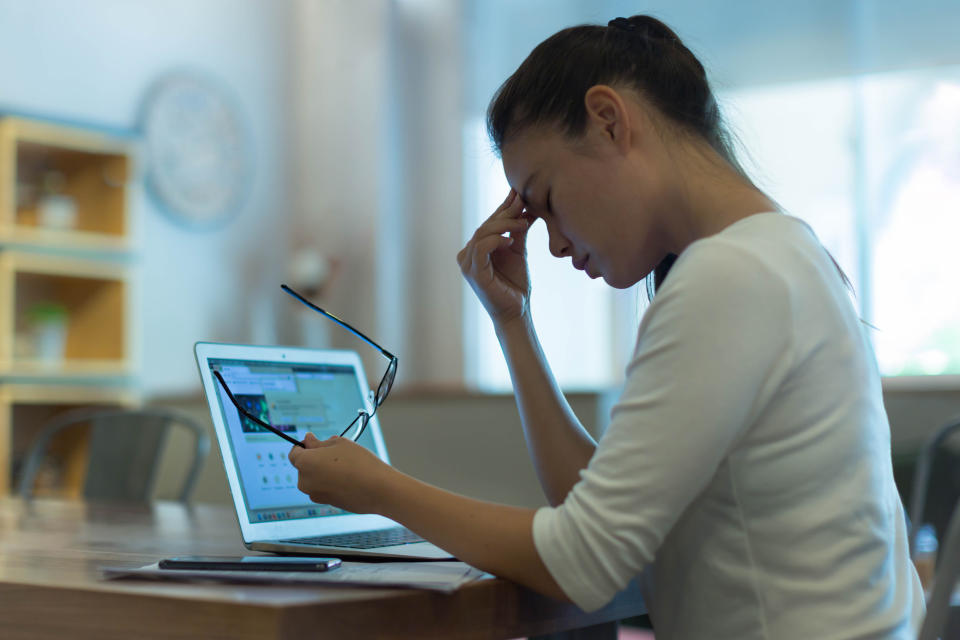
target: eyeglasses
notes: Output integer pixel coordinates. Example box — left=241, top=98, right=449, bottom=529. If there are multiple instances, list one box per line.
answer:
left=212, top=284, right=398, bottom=448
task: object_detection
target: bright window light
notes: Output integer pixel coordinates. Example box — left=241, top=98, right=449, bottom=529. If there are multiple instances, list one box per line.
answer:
left=722, top=67, right=960, bottom=377
left=720, top=78, right=860, bottom=296
left=865, top=71, right=960, bottom=376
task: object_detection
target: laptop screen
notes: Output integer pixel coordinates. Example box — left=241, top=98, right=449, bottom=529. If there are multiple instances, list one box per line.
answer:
left=207, top=357, right=378, bottom=525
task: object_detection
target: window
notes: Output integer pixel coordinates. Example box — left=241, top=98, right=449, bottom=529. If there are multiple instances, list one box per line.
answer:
left=864, top=69, right=960, bottom=375
left=723, top=66, right=960, bottom=376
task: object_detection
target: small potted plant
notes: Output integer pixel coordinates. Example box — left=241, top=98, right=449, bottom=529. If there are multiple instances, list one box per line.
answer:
left=25, top=302, right=69, bottom=365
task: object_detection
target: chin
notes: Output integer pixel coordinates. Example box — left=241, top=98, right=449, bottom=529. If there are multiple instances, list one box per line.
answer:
left=601, top=272, right=639, bottom=289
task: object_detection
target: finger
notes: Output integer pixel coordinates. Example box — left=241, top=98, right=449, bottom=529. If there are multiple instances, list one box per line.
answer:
left=493, top=189, right=516, bottom=214
left=474, top=235, right=515, bottom=269
left=508, top=215, right=533, bottom=248
left=463, top=239, right=489, bottom=283
left=289, top=444, right=302, bottom=466
left=301, top=432, right=322, bottom=449
left=489, top=189, right=525, bottom=222
left=461, top=222, right=527, bottom=274
left=471, top=217, right=529, bottom=243
left=477, top=190, right=521, bottom=229
left=298, top=477, right=317, bottom=497
left=314, top=436, right=340, bottom=448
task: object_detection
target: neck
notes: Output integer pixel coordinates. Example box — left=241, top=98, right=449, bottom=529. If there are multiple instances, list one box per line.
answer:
left=659, top=141, right=778, bottom=255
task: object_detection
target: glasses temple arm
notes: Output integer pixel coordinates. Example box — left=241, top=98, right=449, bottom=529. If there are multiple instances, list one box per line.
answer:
left=213, top=370, right=305, bottom=448
left=281, top=284, right=395, bottom=360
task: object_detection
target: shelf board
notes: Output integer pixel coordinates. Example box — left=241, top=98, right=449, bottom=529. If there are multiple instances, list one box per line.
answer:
left=0, top=359, right=132, bottom=377
left=0, top=250, right=129, bottom=280
left=0, top=116, right=133, bottom=155
left=0, top=383, right=138, bottom=405
left=0, top=225, right=130, bottom=255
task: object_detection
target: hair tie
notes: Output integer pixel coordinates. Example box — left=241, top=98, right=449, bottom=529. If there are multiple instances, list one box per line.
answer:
left=608, top=17, right=636, bottom=32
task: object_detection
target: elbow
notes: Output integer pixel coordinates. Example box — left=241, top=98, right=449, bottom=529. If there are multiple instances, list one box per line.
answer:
left=533, top=569, right=573, bottom=604
left=544, top=482, right=576, bottom=507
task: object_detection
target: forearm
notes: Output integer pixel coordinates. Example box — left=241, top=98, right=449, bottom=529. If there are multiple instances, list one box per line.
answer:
left=496, top=315, right=596, bottom=505
left=378, top=468, right=568, bottom=602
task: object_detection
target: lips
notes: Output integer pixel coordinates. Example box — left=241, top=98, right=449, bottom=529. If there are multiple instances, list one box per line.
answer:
left=573, top=255, right=588, bottom=270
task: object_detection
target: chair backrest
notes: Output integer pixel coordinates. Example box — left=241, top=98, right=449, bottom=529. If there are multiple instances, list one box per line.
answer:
left=909, top=416, right=960, bottom=640
left=909, top=416, right=960, bottom=556
left=18, top=408, right=211, bottom=503
left=918, top=491, right=960, bottom=640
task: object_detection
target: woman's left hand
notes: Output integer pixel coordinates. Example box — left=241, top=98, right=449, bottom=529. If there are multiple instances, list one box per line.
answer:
left=288, top=432, right=395, bottom=514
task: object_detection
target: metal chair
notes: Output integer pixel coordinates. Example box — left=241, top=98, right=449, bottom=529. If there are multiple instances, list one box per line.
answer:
left=908, top=416, right=960, bottom=555
left=918, top=491, right=960, bottom=640
left=18, top=407, right=211, bottom=503
left=908, top=416, right=960, bottom=640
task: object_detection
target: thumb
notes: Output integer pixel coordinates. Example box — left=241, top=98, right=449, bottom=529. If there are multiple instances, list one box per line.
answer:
left=302, top=431, right=322, bottom=448
left=510, top=215, right=532, bottom=250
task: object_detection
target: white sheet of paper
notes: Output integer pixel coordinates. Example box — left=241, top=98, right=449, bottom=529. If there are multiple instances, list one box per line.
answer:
left=101, top=560, right=489, bottom=593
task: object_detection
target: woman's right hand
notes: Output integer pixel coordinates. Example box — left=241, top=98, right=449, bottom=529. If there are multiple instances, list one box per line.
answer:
left=457, top=190, right=532, bottom=328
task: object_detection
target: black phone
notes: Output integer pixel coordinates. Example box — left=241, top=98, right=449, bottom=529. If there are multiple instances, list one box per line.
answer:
left=159, top=555, right=341, bottom=572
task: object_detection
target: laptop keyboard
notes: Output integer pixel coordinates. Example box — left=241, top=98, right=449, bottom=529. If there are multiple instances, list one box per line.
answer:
left=283, top=527, right=425, bottom=550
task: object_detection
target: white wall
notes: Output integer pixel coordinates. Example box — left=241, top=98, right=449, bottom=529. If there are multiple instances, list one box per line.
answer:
left=290, top=0, right=466, bottom=388
left=0, top=0, right=471, bottom=397
left=0, top=0, right=293, bottom=395
left=287, top=0, right=391, bottom=383
left=389, top=0, right=466, bottom=385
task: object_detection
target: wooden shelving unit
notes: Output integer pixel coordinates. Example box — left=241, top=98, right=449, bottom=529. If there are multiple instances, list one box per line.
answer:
left=0, top=116, right=138, bottom=497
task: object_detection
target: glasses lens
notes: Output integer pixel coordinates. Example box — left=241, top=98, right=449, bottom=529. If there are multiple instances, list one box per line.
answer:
left=375, top=358, right=397, bottom=407
left=343, top=412, right=369, bottom=442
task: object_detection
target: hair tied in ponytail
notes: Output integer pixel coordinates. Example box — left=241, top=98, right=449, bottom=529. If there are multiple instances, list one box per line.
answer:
left=608, top=17, right=637, bottom=31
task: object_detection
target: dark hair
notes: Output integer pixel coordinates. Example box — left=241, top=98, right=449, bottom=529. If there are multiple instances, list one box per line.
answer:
left=486, top=15, right=745, bottom=297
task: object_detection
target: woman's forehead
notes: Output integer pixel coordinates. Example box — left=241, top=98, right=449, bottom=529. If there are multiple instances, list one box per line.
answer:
left=501, top=129, right=567, bottom=194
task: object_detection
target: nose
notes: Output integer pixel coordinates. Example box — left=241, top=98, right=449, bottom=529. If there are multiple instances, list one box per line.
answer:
left=545, top=219, right=571, bottom=258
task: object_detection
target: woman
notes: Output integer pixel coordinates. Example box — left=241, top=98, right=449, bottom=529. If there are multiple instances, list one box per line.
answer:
left=289, top=15, right=924, bottom=638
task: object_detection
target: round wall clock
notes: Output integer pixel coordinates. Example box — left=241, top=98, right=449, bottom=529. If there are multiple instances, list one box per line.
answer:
left=140, top=72, right=251, bottom=228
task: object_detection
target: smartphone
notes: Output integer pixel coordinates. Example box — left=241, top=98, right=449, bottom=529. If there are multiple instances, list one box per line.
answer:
left=159, top=555, right=341, bottom=572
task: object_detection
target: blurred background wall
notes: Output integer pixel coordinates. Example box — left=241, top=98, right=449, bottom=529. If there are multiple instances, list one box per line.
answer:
left=0, top=0, right=293, bottom=394
left=0, top=0, right=957, bottom=511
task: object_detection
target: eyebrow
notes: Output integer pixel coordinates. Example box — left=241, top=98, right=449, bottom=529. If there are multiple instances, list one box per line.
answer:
left=520, top=170, right=539, bottom=205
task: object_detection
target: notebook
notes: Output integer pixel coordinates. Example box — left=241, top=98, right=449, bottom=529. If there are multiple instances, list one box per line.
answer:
left=194, top=342, right=453, bottom=560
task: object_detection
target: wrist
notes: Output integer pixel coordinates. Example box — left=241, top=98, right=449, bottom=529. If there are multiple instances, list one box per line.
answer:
left=493, top=308, right=533, bottom=340
left=371, top=463, right=410, bottom=518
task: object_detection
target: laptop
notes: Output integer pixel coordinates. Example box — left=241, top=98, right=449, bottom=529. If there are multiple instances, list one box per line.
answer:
left=194, top=341, right=453, bottom=560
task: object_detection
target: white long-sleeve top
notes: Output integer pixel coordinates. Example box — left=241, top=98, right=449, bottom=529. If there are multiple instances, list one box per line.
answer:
left=533, top=213, right=925, bottom=639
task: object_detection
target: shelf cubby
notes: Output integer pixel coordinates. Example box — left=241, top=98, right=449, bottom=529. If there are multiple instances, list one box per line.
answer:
left=0, top=117, right=133, bottom=253
left=0, top=252, right=131, bottom=377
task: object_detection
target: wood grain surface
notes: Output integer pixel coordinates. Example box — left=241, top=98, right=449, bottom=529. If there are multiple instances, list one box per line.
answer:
left=0, top=498, right=644, bottom=639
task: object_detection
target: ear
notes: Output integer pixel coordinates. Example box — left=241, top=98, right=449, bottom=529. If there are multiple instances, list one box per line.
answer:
left=584, top=85, right=632, bottom=155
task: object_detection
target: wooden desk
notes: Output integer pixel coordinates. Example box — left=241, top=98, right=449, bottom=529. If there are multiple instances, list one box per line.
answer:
left=0, top=499, right=645, bottom=639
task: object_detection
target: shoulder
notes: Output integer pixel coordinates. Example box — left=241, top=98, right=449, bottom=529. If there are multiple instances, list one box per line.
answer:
left=657, top=215, right=799, bottom=310
left=634, top=215, right=801, bottom=360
